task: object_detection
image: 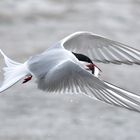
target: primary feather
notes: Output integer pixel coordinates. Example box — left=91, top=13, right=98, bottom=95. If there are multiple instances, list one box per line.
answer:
left=61, top=31, right=140, bottom=64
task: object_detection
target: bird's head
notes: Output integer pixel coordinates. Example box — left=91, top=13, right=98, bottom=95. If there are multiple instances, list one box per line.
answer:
left=72, top=52, right=101, bottom=76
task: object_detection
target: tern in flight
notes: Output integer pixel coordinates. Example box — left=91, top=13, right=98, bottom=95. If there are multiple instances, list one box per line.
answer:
left=1, top=31, right=140, bottom=112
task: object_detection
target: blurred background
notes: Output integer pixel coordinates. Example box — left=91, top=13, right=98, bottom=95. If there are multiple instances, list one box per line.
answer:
left=0, top=0, right=140, bottom=140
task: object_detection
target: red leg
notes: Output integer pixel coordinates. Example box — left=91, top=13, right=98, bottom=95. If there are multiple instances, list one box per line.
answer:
left=22, top=75, right=32, bottom=84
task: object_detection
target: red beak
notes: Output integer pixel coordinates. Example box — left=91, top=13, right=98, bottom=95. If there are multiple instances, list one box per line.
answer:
left=86, top=63, right=102, bottom=72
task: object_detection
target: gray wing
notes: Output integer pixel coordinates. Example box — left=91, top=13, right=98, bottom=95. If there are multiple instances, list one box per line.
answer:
left=37, top=60, right=140, bottom=112
left=61, top=31, right=140, bottom=64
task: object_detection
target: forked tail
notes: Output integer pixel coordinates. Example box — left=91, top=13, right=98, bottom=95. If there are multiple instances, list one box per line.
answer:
left=0, top=50, right=30, bottom=93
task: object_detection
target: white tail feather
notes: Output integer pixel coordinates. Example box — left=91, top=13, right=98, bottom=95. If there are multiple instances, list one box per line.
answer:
left=0, top=50, right=30, bottom=93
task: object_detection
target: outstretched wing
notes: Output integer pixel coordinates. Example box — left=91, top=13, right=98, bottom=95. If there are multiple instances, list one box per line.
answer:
left=61, top=31, right=140, bottom=65
left=37, top=60, right=140, bottom=112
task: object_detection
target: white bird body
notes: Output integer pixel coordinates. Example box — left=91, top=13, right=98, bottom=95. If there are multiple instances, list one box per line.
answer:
left=27, top=45, right=80, bottom=78
left=1, top=31, right=140, bottom=112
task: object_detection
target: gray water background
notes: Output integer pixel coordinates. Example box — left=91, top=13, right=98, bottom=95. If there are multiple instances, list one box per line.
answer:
left=0, top=0, right=140, bottom=140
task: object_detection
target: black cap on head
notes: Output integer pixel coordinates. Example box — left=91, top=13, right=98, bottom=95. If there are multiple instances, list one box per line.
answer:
left=72, top=52, right=93, bottom=64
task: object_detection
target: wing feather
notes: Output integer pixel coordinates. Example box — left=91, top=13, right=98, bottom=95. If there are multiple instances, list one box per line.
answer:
left=37, top=59, right=140, bottom=112
left=61, top=31, right=140, bottom=64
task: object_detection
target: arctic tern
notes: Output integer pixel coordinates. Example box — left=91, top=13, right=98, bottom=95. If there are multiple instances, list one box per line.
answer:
left=1, top=31, right=140, bottom=112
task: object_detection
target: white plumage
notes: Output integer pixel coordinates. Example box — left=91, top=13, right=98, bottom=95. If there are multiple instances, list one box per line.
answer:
left=1, top=31, right=140, bottom=112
